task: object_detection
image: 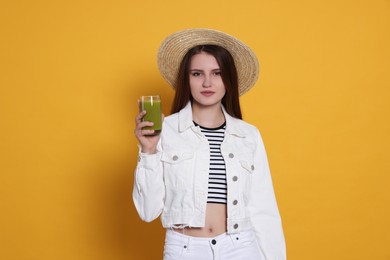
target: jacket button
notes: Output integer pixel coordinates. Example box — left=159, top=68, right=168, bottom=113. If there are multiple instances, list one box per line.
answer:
left=251, top=165, right=255, bottom=171
left=232, top=176, right=238, bottom=182
left=233, top=200, right=238, bottom=205
left=229, top=153, right=234, bottom=158
left=233, top=224, right=239, bottom=229
left=172, top=155, right=178, bottom=161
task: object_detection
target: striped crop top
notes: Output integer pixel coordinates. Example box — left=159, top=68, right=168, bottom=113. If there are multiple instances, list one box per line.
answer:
left=194, top=121, right=227, bottom=204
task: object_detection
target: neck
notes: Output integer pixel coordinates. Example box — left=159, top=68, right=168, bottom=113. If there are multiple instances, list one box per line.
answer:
left=192, top=102, right=225, bottom=128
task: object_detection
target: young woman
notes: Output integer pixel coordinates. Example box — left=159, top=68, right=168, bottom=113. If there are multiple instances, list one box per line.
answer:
left=133, top=28, right=286, bottom=260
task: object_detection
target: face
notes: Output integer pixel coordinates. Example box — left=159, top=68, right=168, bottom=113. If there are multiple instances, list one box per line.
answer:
left=189, top=52, right=226, bottom=110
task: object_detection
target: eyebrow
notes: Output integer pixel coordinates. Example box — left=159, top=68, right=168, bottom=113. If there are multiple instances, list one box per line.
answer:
left=189, top=68, right=221, bottom=72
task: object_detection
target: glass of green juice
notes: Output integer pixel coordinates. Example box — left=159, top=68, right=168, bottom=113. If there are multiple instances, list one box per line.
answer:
left=140, top=95, right=162, bottom=134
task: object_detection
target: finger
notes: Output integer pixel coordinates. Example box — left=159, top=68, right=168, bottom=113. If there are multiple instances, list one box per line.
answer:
left=135, top=129, right=155, bottom=137
left=135, top=127, right=154, bottom=137
left=142, top=129, right=155, bottom=136
left=136, top=121, right=154, bottom=130
left=135, top=111, right=146, bottom=124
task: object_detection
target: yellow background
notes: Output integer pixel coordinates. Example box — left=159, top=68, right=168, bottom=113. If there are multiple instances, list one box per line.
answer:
left=1, top=0, right=389, bottom=259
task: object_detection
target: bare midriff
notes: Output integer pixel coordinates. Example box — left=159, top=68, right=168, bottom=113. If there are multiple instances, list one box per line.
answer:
left=173, top=203, right=227, bottom=237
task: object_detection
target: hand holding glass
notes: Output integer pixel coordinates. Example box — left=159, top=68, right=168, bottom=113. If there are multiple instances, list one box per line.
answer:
left=139, top=95, right=162, bottom=134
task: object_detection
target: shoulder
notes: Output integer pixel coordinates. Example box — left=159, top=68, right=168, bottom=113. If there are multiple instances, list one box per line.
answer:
left=163, top=112, right=179, bottom=123
left=238, top=118, right=258, bottom=130
left=228, top=116, right=261, bottom=136
left=161, top=112, right=180, bottom=133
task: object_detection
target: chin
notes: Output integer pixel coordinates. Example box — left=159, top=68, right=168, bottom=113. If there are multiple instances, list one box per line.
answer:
left=194, top=100, right=221, bottom=108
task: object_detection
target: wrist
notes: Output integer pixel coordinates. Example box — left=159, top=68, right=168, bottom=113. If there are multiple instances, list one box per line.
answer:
left=141, top=147, right=157, bottom=154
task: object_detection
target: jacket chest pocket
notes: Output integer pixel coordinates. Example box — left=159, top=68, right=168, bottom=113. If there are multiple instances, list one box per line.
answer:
left=238, top=156, right=255, bottom=204
left=240, top=159, right=255, bottom=174
left=161, top=150, right=195, bottom=189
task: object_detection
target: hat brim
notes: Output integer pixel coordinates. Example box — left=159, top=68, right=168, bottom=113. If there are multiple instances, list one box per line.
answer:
left=157, top=28, right=259, bottom=96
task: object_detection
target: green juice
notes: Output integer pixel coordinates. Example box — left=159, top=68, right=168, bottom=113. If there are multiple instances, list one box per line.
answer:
left=141, top=96, right=162, bottom=133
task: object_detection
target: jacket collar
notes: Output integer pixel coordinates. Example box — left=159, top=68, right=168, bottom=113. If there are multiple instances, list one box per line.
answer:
left=178, top=102, right=194, bottom=132
left=178, top=102, right=246, bottom=138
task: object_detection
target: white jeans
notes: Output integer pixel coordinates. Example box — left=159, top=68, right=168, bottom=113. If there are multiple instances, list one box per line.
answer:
left=163, top=229, right=264, bottom=260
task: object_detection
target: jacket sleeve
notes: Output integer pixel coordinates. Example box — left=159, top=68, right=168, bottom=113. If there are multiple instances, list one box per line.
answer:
left=249, top=129, right=286, bottom=259
left=132, top=142, right=165, bottom=222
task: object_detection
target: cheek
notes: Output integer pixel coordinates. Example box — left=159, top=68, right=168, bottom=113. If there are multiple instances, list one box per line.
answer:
left=221, top=88, right=227, bottom=97
left=189, top=83, right=198, bottom=98
left=218, top=81, right=226, bottom=94
left=189, top=78, right=201, bottom=90
left=189, top=81, right=195, bottom=92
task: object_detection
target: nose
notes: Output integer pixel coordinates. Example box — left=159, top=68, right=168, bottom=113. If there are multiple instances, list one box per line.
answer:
left=202, top=75, right=211, bottom=88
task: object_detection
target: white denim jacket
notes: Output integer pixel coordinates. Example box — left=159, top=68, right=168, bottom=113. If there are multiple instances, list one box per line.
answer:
left=133, top=102, right=286, bottom=259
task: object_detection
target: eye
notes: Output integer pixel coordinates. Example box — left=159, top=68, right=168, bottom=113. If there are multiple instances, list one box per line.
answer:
left=213, top=71, right=221, bottom=76
left=191, top=72, right=201, bottom=77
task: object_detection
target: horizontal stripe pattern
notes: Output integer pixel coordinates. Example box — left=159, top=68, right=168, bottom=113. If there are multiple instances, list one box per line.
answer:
left=195, top=121, right=227, bottom=204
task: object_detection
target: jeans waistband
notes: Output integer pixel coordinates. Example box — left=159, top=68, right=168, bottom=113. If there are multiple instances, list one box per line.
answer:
left=165, top=228, right=255, bottom=247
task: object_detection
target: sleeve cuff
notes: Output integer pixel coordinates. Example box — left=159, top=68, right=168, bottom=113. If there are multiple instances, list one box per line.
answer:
left=137, top=150, right=161, bottom=170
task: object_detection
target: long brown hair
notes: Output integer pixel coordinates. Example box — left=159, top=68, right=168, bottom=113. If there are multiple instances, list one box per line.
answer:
left=170, top=45, right=242, bottom=119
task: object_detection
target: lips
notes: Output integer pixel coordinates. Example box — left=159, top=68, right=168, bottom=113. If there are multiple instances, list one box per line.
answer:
left=201, top=91, right=215, bottom=97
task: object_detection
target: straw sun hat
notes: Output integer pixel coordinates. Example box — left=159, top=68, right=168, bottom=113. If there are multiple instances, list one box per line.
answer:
left=157, top=28, right=259, bottom=96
